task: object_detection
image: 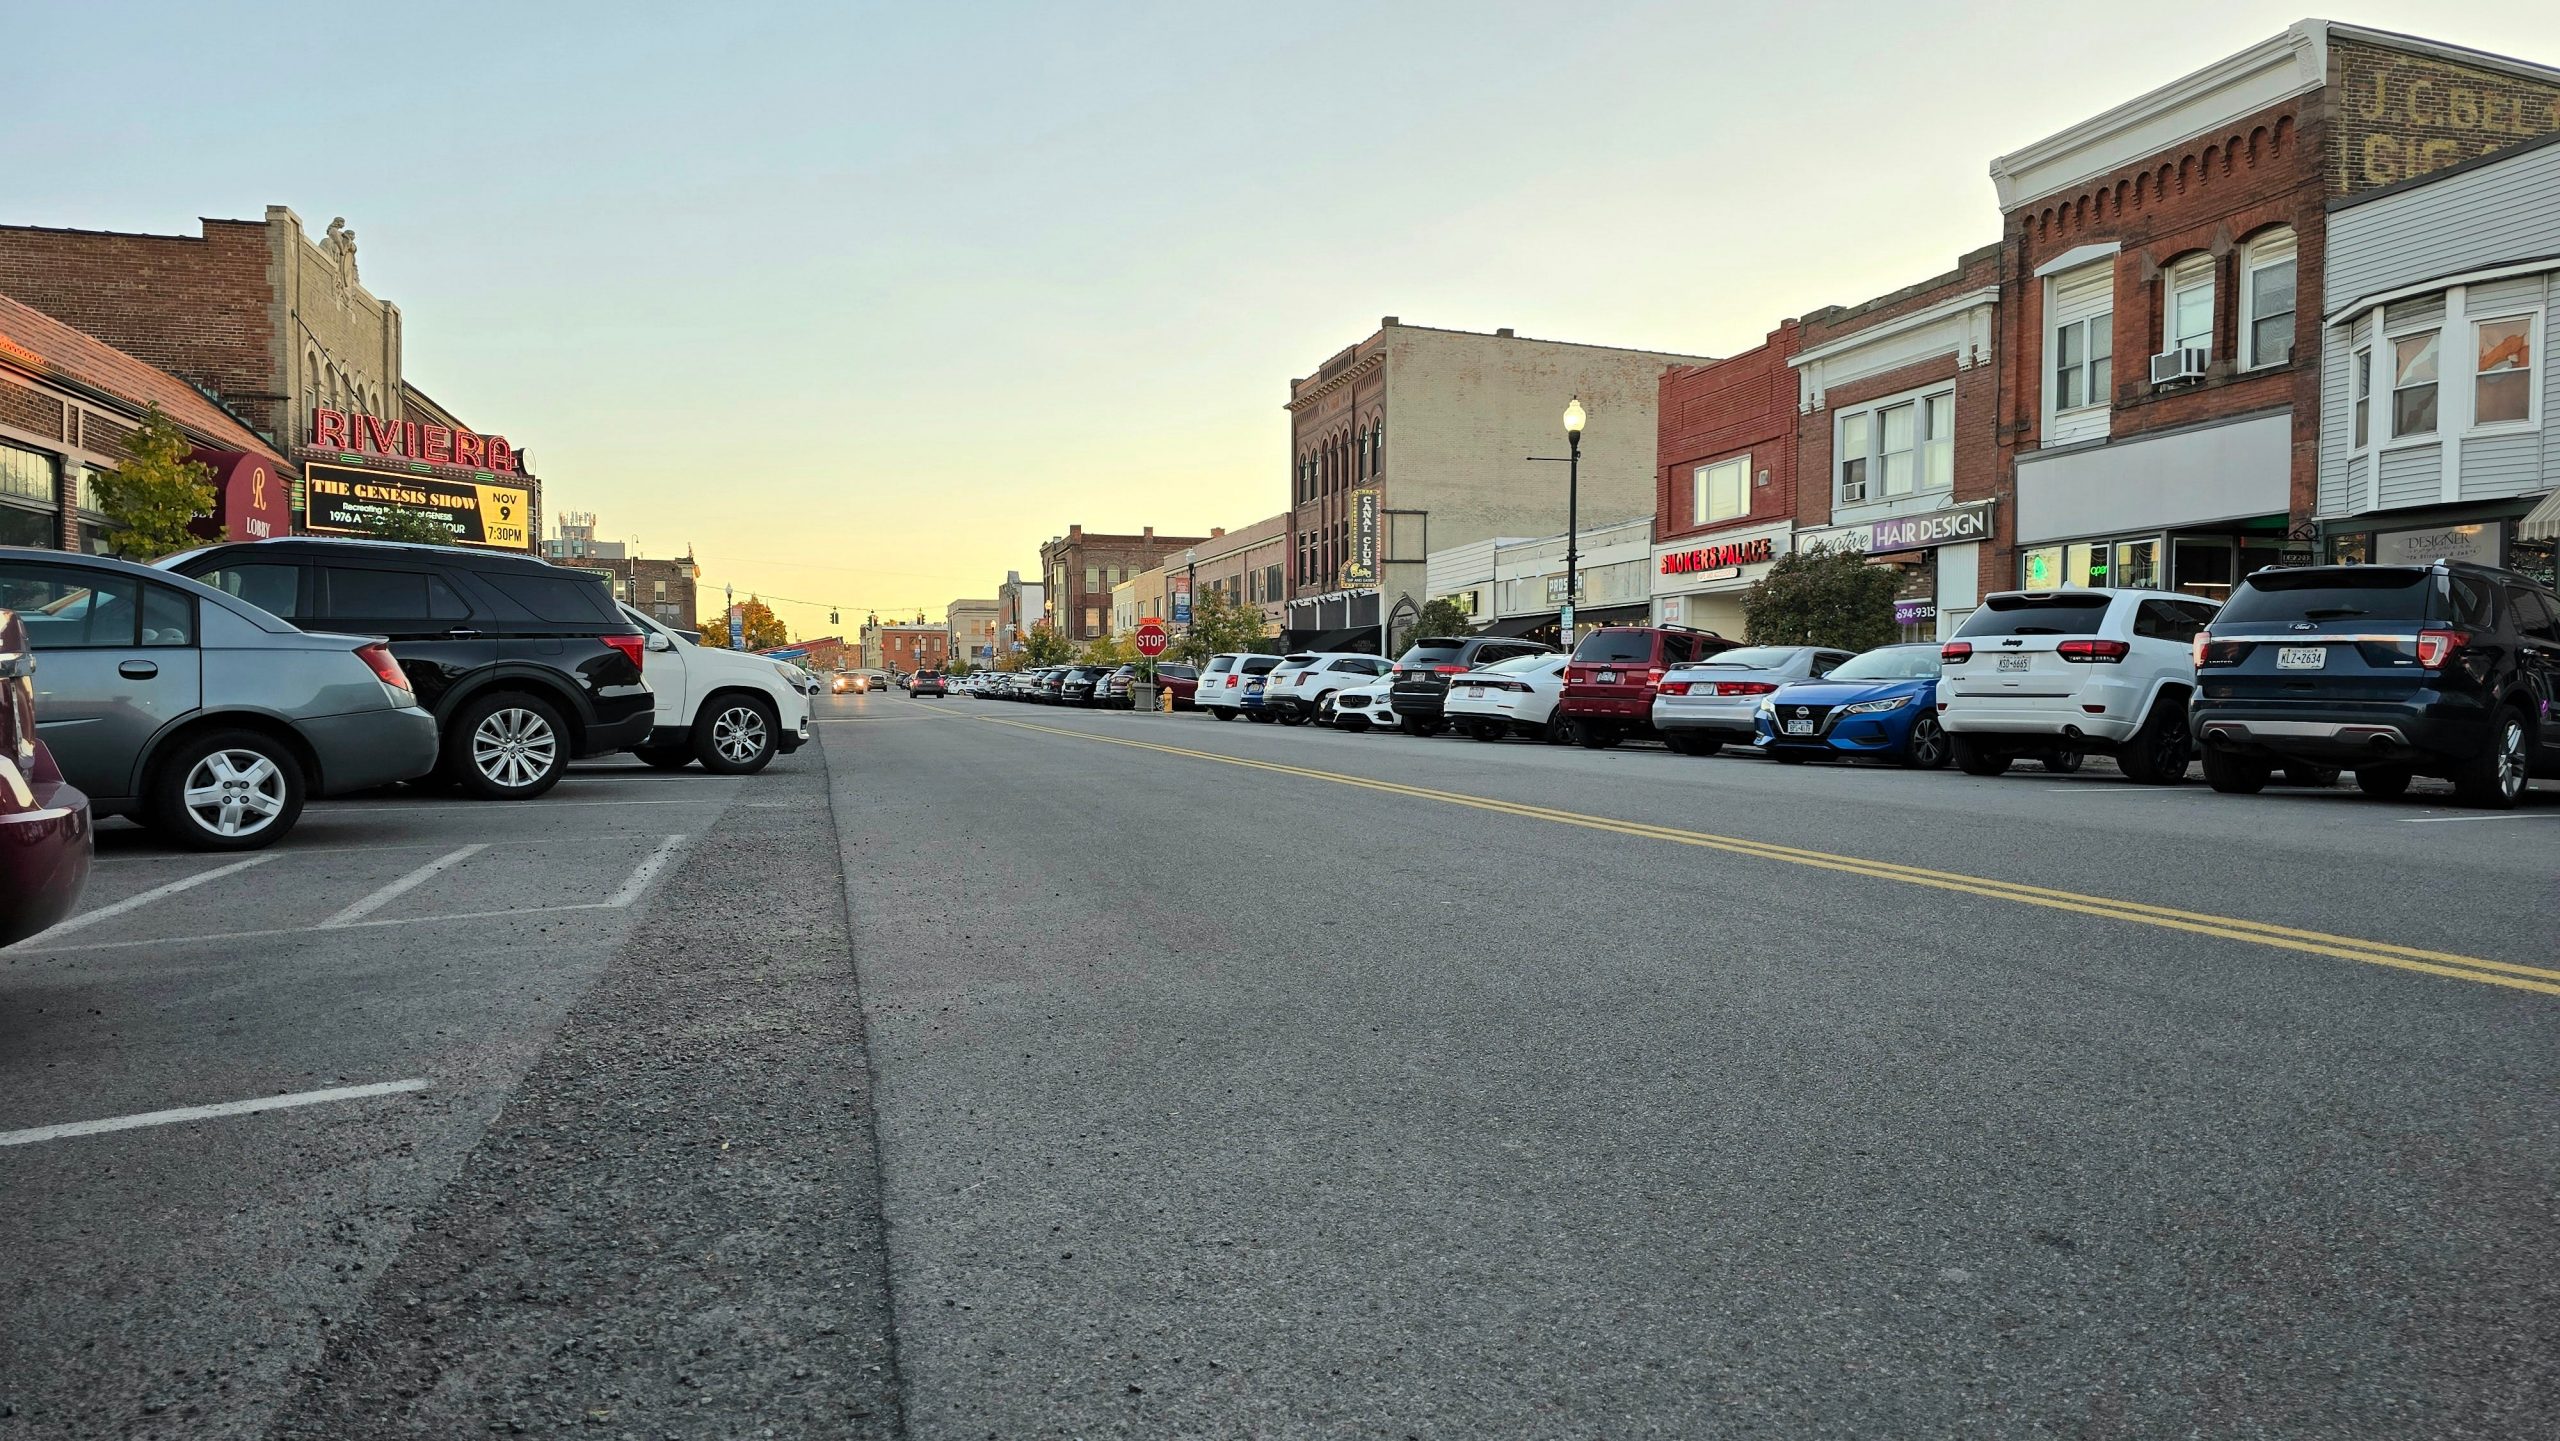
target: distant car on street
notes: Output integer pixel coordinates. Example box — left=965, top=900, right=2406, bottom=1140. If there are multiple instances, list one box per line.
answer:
left=0, top=607, right=90, bottom=943
left=1326, top=675, right=1401, bottom=732
left=1265, top=653, right=1393, bottom=724
left=1558, top=625, right=1740, bottom=749
left=1387, top=636, right=1555, bottom=736
left=9, top=546, right=440, bottom=848
left=909, top=669, right=949, bottom=698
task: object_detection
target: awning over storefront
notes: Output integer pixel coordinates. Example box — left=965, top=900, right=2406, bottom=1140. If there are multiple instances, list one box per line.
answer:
left=1293, top=626, right=1382, bottom=654
left=2520, top=489, right=2560, bottom=542
left=1486, top=603, right=1648, bottom=637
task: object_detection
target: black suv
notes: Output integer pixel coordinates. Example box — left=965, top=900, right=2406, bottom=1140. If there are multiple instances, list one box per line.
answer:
left=1387, top=635, right=1557, bottom=736
left=2191, top=560, right=2560, bottom=808
left=167, top=539, right=652, bottom=800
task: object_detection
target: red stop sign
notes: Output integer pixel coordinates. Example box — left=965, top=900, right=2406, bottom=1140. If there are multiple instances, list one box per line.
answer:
left=1134, top=620, right=1168, bottom=657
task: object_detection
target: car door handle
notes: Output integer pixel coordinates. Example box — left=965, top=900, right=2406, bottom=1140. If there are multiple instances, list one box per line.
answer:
left=445, top=628, right=482, bottom=638
left=118, top=659, right=158, bottom=680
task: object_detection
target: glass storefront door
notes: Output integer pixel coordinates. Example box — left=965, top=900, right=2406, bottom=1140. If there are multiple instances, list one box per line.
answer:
left=2172, top=537, right=2234, bottom=600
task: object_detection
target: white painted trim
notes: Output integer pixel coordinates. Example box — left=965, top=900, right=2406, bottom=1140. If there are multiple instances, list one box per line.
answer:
left=2034, top=242, right=2121, bottom=279
left=2459, top=304, right=2542, bottom=440
left=2237, top=227, right=2301, bottom=371
left=1990, top=23, right=2327, bottom=209
left=1791, top=289, right=2001, bottom=368
left=2324, top=257, right=2560, bottom=328
left=1792, top=288, right=1998, bottom=415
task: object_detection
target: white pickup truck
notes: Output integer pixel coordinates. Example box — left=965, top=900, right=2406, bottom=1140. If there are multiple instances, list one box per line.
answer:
left=620, top=605, right=812, bottom=774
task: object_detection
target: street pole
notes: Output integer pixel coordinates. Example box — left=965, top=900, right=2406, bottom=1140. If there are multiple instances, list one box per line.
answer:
left=1559, top=397, right=1586, bottom=645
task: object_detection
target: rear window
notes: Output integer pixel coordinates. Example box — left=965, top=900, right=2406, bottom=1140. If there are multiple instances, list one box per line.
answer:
left=1956, top=595, right=2114, bottom=637
left=2218, top=569, right=2433, bottom=626
left=1571, top=630, right=1657, bottom=663
left=1683, top=646, right=1799, bottom=670
left=482, top=569, right=620, bottom=626
left=1397, top=640, right=1465, bottom=666
left=1240, top=657, right=1280, bottom=675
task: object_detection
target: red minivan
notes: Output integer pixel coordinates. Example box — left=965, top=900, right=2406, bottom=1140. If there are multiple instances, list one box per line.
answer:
left=1557, top=625, right=1739, bottom=749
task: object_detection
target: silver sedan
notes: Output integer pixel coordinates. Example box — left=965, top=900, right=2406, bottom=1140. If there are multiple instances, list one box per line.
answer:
left=1651, top=645, right=1855, bottom=756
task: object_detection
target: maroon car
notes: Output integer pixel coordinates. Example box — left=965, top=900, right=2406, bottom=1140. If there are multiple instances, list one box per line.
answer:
left=0, top=609, right=92, bottom=945
left=1557, top=625, right=1739, bottom=749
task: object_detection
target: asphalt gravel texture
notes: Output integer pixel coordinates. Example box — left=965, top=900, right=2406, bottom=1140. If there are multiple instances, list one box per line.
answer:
left=0, top=687, right=2552, bottom=1439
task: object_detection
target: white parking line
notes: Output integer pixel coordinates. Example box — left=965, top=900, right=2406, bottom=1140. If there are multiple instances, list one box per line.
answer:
left=311, top=795, right=742, bottom=814
left=0, top=1078, right=430, bottom=1148
left=606, top=834, right=688, bottom=907
left=318, top=845, right=488, bottom=927
left=2401, top=812, right=2560, bottom=824
left=20, top=854, right=277, bottom=943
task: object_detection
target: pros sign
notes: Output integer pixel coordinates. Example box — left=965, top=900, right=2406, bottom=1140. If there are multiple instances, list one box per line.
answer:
left=303, top=463, right=533, bottom=550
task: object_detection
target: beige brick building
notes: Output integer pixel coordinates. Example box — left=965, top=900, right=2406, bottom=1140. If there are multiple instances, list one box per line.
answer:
left=1285, top=320, right=1718, bottom=649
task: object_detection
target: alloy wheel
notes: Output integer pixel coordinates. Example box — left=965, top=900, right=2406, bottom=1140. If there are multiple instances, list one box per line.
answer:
left=182, top=749, right=288, bottom=839
left=472, top=706, right=559, bottom=790
left=712, top=704, right=770, bottom=764
left=1904, top=717, right=1947, bottom=768
left=2496, top=719, right=2527, bottom=801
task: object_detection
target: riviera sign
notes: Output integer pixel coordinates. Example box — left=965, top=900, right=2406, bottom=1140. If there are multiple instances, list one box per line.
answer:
left=307, top=408, right=522, bottom=475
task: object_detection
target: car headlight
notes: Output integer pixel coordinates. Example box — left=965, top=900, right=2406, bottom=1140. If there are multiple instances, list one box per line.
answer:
left=1840, top=695, right=1912, bottom=715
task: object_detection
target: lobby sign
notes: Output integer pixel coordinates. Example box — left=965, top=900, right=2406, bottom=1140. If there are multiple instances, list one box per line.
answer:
left=1868, top=501, right=1993, bottom=554
left=303, top=462, right=533, bottom=550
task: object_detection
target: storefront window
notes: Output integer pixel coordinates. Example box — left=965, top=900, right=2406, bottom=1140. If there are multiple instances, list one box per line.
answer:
left=2112, top=538, right=2160, bottom=592
left=1893, top=552, right=1938, bottom=642
left=1, top=441, right=55, bottom=504
left=2173, top=538, right=2235, bottom=599
left=0, top=503, right=53, bottom=548
left=2328, top=533, right=2372, bottom=566
left=2065, top=540, right=2107, bottom=588
left=2022, top=546, right=2063, bottom=589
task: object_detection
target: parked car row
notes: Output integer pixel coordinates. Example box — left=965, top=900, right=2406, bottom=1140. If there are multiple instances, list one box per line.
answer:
left=948, top=663, right=1203, bottom=709
left=1148, top=561, right=2560, bottom=811
left=0, top=538, right=813, bottom=867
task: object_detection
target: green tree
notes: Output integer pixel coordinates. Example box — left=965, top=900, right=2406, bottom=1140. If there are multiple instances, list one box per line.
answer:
left=364, top=508, right=457, bottom=545
left=1080, top=631, right=1137, bottom=666
left=1166, top=587, right=1268, bottom=664
left=93, top=404, right=219, bottom=560
left=1740, top=544, right=1900, bottom=650
left=1394, top=596, right=1477, bottom=655
left=697, top=597, right=788, bottom=650
left=1020, top=619, right=1075, bottom=666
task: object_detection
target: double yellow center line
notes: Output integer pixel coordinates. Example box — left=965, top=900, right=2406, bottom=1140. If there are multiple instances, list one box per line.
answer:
left=970, top=714, right=2556, bottom=998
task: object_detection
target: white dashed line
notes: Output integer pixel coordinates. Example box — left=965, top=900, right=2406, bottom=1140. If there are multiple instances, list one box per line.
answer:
left=18, top=854, right=278, bottom=944
left=0, top=1078, right=431, bottom=1148
left=318, top=845, right=488, bottom=927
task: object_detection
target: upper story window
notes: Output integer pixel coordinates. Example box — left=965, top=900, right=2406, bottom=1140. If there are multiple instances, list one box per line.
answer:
left=2165, top=254, right=2215, bottom=358
left=1693, top=454, right=1749, bottom=525
left=2390, top=329, right=2440, bottom=439
left=2352, top=348, right=2371, bottom=447
left=2240, top=228, right=2297, bottom=370
left=1836, top=387, right=1955, bottom=504
left=2045, top=261, right=2113, bottom=444
left=2475, top=314, right=2537, bottom=428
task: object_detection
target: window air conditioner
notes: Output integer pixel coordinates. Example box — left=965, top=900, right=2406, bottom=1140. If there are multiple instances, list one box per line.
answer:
left=2149, top=347, right=2210, bottom=384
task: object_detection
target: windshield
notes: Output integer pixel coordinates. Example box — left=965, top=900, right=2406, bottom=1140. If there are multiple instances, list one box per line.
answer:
left=1956, top=594, right=2114, bottom=637
left=1824, top=646, right=1941, bottom=681
left=2219, top=569, right=2434, bottom=625
left=1571, top=631, right=1656, bottom=663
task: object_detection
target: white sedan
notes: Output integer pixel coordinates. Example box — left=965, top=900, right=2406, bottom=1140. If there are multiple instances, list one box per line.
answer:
left=1443, top=654, right=1570, bottom=743
left=1324, top=676, right=1401, bottom=733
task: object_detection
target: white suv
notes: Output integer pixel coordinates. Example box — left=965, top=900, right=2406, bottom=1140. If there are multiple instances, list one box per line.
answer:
left=1939, top=588, right=2217, bottom=783
left=621, top=605, right=813, bottom=773
left=1198, top=652, right=1281, bottom=721
left=1264, top=652, right=1393, bottom=725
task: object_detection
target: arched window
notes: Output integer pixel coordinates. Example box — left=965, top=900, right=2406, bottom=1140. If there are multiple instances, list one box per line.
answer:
left=2239, top=227, right=2297, bottom=370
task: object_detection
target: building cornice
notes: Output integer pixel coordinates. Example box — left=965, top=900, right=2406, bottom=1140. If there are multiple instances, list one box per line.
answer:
left=1989, top=22, right=2327, bottom=211
left=1286, top=350, right=1384, bottom=412
left=1791, top=288, right=1999, bottom=414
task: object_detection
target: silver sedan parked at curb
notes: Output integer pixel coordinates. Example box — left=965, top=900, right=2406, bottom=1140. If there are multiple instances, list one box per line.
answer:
left=0, top=547, right=440, bottom=850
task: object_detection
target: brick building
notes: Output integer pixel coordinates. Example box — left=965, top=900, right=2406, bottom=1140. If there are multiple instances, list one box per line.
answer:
left=0, top=206, right=539, bottom=547
left=1285, top=319, right=1716, bottom=650
left=1039, top=525, right=1210, bottom=641
left=1786, top=247, right=2005, bottom=641
left=0, top=294, right=293, bottom=551
left=1649, top=324, right=1805, bottom=638
left=945, top=598, right=999, bottom=668
left=541, top=511, right=699, bottom=629
left=1182, top=512, right=1290, bottom=637
left=1988, top=21, right=2560, bottom=602
left=861, top=616, right=949, bottom=673
left=995, top=570, right=1045, bottom=656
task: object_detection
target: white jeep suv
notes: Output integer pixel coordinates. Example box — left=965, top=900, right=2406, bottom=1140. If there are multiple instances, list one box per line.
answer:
left=1938, top=589, right=2217, bottom=784
left=621, top=605, right=813, bottom=773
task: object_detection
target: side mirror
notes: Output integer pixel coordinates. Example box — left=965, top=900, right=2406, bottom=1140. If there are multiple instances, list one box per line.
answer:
left=646, top=632, right=676, bottom=652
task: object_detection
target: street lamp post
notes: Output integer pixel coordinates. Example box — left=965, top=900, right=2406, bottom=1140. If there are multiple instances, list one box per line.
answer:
left=1561, top=397, right=1586, bottom=641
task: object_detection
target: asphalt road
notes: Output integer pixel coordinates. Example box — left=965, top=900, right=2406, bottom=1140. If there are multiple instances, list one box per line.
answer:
left=2, top=686, right=2553, bottom=1438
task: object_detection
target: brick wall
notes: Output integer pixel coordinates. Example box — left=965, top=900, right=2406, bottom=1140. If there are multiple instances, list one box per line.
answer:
left=0, top=220, right=281, bottom=439
left=2331, top=38, right=2560, bottom=193
left=1038, top=525, right=1211, bottom=640
left=1656, top=323, right=1801, bottom=542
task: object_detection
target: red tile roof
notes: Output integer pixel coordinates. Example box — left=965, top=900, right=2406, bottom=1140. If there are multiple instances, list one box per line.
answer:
left=0, top=291, right=283, bottom=462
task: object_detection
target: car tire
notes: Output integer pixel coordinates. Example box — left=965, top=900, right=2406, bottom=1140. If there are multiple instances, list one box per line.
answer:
left=695, top=695, right=779, bottom=775
left=1210, top=708, right=1236, bottom=722
left=2354, top=766, right=2414, bottom=799
left=1899, top=715, right=1949, bottom=769
left=147, top=728, right=307, bottom=851
left=2041, top=747, right=2085, bottom=773
left=1951, top=735, right=2011, bottom=777
left=1575, top=722, right=1620, bottom=750
left=1276, top=709, right=1307, bottom=727
left=2449, top=705, right=2529, bottom=810
left=2282, top=764, right=2340, bottom=788
left=1542, top=714, right=1572, bottom=745
left=1466, top=720, right=1507, bottom=742
left=635, top=744, right=693, bottom=771
left=2114, top=697, right=2193, bottom=786
left=445, top=690, right=571, bottom=801
left=2202, top=747, right=2270, bottom=794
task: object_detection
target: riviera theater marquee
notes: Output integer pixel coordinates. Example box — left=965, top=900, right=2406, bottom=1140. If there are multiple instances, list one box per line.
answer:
left=293, top=406, right=538, bottom=551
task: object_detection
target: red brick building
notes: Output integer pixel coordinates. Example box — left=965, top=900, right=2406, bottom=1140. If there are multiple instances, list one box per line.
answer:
left=1649, top=323, right=1803, bottom=637
left=1039, top=525, right=1211, bottom=641
left=1989, top=21, right=2560, bottom=601
left=1787, top=247, right=2004, bottom=640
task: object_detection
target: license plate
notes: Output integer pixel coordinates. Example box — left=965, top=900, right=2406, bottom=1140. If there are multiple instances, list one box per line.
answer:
left=1246, top=683, right=1262, bottom=695
left=1997, top=655, right=2030, bottom=672
left=2277, top=646, right=2326, bottom=670
left=1466, top=686, right=1485, bottom=698
left=1784, top=718, right=1816, bottom=735
left=1597, top=670, right=1619, bottom=684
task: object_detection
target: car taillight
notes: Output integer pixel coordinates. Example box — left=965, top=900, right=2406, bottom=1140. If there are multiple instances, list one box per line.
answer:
left=1716, top=681, right=1777, bottom=696
left=2416, top=628, right=2469, bottom=668
left=2192, top=632, right=2210, bottom=668
left=604, top=633, right=645, bottom=670
left=2057, top=638, right=2130, bottom=664
left=1941, top=641, right=1973, bottom=663
left=1225, top=675, right=1238, bottom=686
left=1432, top=664, right=1467, bottom=674
left=1659, top=681, right=1691, bottom=695
left=357, top=642, right=411, bottom=693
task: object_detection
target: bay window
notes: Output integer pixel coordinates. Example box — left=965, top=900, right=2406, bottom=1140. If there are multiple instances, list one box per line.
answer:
left=2390, top=329, right=2440, bottom=439
left=2352, top=348, right=2371, bottom=447
left=2474, top=315, right=2535, bottom=427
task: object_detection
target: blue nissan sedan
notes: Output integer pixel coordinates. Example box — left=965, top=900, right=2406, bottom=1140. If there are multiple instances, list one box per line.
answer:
left=1754, top=643, right=1948, bottom=767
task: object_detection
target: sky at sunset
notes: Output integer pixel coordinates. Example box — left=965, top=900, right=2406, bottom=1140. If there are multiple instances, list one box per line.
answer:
left=12, top=1, right=2558, bottom=636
